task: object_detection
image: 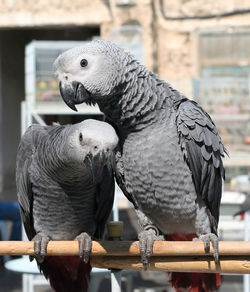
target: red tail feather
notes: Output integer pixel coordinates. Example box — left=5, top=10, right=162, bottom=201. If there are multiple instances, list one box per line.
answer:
left=41, top=256, right=91, bottom=292
left=167, top=234, right=221, bottom=292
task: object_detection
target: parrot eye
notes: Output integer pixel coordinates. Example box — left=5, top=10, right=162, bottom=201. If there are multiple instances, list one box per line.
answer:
left=79, top=133, right=83, bottom=142
left=80, top=59, right=88, bottom=67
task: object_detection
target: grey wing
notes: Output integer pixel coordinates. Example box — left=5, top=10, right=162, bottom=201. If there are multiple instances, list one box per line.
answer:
left=94, top=163, right=115, bottom=239
left=16, top=124, right=47, bottom=240
left=176, top=100, right=226, bottom=232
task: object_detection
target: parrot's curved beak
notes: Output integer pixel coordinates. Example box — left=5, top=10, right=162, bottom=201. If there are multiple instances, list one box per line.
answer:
left=85, top=152, right=107, bottom=184
left=59, top=81, right=91, bottom=112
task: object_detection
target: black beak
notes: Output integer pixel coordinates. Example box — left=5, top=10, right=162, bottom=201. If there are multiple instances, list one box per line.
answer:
left=86, top=152, right=108, bottom=184
left=59, top=81, right=91, bottom=112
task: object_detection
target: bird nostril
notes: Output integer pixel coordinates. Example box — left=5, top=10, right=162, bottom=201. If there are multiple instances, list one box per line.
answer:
left=63, top=73, right=68, bottom=80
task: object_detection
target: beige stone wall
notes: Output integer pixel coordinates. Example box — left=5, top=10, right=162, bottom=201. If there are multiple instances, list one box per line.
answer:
left=162, top=0, right=250, bottom=17
left=1, top=0, right=250, bottom=97
left=101, top=0, right=155, bottom=71
left=154, top=0, right=250, bottom=96
left=0, top=0, right=110, bottom=27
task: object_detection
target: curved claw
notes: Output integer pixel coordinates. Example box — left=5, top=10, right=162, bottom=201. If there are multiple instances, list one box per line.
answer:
left=193, top=233, right=219, bottom=263
left=32, top=232, right=51, bottom=263
left=75, top=232, right=92, bottom=263
left=138, top=229, right=164, bottom=270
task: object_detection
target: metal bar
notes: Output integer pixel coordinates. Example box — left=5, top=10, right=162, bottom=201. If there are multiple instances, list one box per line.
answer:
left=31, top=111, right=46, bottom=126
left=110, top=270, right=122, bottom=292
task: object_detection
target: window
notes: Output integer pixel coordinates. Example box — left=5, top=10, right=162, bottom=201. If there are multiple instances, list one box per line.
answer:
left=193, top=30, right=250, bottom=173
left=196, top=31, right=250, bottom=115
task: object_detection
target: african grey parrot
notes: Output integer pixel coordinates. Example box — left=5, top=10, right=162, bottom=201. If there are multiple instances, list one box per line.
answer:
left=54, top=40, right=226, bottom=291
left=234, top=194, right=250, bottom=216
left=16, top=119, right=118, bottom=292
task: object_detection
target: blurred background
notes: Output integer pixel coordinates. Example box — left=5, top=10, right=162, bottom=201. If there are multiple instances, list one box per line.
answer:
left=0, top=0, right=250, bottom=291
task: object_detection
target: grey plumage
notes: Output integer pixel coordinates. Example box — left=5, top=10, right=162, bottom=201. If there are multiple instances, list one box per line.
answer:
left=54, top=40, right=226, bottom=266
left=16, top=119, right=118, bottom=290
left=234, top=193, right=250, bottom=216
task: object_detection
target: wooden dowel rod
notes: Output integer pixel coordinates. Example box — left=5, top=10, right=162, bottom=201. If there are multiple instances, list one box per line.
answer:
left=91, top=256, right=250, bottom=274
left=0, top=241, right=250, bottom=257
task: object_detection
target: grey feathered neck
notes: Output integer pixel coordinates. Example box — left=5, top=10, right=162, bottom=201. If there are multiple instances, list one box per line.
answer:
left=96, top=54, right=186, bottom=133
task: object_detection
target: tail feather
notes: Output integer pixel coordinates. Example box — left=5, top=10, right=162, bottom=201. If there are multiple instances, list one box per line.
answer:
left=170, top=272, right=221, bottom=292
left=167, top=234, right=221, bottom=292
left=40, top=256, right=91, bottom=292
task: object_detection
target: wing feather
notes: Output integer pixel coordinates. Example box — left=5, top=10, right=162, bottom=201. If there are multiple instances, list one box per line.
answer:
left=176, top=100, right=226, bottom=232
left=94, top=163, right=115, bottom=239
left=16, top=124, right=47, bottom=240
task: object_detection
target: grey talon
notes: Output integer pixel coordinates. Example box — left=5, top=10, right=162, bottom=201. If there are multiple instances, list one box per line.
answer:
left=32, top=232, right=51, bottom=263
left=75, top=232, right=92, bottom=263
left=138, top=228, right=164, bottom=270
left=193, top=233, right=219, bottom=262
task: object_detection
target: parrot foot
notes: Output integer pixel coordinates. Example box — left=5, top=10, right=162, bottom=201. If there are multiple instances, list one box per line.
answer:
left=193, top=233, right=219, bottom=262
left=32, top=232, right=51, bottom=263
left=138, top=226, right=164, bottom=271
left=75, top=232, right=92, bottom=263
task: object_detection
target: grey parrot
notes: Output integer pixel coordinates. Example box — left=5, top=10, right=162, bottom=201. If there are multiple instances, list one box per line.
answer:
left=234, top=194, right=250, bottom=216
left=16, top=119, right=118, bottom=292
left=54, top=40, right=226, bottom=291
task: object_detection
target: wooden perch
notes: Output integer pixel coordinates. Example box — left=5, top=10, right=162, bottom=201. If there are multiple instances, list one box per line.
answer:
left=1, top=241, right=250, bottom=274
left=91, top=256, right=250, bottom=274
left=1, top=240, right=250, bottom=257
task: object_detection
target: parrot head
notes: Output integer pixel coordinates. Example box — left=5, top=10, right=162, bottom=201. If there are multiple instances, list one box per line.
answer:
left=53, top=40, right=133, bottom=111
left=64, top=119, right=118, bottom=182
left=66, top=119, right=118, bottom=162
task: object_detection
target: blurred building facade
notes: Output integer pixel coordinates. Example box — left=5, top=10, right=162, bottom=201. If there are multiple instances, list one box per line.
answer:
left=0, top=0, right=250, bottom=197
